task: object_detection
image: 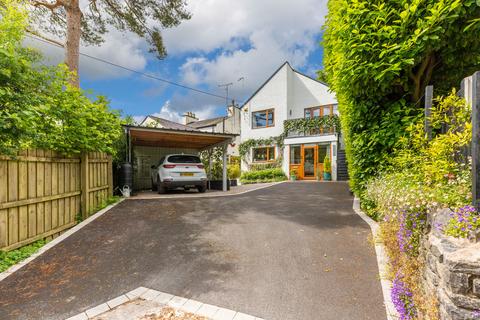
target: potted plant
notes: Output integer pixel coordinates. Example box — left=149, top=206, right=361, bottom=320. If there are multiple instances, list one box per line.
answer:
left=323, top=156, right=332, bottom=181
left=290, top=169, right=297, bottom=181
left=316, top=167, right=323, bottom=181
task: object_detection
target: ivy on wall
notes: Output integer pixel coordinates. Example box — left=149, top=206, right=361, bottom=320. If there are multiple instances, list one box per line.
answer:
left=239, top=115, right=341, bottom=163
left=239, top=136, right=284, bottom=159
left=283, top=115, right=340, bottom=136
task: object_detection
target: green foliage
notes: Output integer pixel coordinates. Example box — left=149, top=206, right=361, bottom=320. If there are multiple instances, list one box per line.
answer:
left=0, top=2, right=123, bottom=156
left=444, top=205, right=480, bottom=239
left=199, top=147, right=223, bottom=180
left=283, top=115, right=340, bottom=136
left=362, top=92, right=471, bottom=319
left=323, top=0, right=480, bottom=193
left=324, top=156, right=331, bottom=174
left=364, top=92, right=472, bottom=220
left=240, top=168, right=287, bottom=184
left=248, top=161, right=281, bottom=171
left=0, top=239, right=46, bottom=272
left=239, top=136, right=284, bottom=160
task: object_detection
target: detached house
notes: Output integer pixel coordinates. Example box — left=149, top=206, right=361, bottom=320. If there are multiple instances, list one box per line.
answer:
left=240, top=62, right=348, bottom=181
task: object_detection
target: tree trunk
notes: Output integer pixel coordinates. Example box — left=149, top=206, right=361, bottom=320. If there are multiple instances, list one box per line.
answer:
left=65, top=0, right=81, bottom=87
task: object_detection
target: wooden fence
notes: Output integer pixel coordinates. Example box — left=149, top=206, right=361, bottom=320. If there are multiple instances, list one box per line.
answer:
left=0, top=150, right=112, bottom=251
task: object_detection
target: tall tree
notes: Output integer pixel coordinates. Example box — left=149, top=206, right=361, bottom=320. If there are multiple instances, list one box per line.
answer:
left=27, top=0, right=190, bottom=87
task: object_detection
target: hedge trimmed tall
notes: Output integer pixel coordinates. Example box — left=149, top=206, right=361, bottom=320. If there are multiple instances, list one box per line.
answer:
left=323, top=0, right=480, bottom=193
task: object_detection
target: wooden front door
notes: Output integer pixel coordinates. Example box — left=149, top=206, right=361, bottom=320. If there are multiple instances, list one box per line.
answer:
left=302, top=145, right=317, bottom=179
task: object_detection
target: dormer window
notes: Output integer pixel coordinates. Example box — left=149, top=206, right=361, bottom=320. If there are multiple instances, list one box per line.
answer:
left=252, top=109, right=274, bottom=128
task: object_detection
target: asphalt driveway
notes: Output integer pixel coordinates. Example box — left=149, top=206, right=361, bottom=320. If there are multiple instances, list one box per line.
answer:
left=0, top=182, right=386, bottom=320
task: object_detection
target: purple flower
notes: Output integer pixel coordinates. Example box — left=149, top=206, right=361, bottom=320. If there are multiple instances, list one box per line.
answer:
left=391, top=272, right=416, bottom=320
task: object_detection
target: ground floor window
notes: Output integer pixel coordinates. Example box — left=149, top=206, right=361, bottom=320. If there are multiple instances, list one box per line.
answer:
left=252, top=146, right=275, bottom=162
left=290, top=145, right=301, bottom=164
left=318, top=144, right=329, bottom=163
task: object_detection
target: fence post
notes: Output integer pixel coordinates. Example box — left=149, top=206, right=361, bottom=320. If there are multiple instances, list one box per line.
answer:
left=472, top=72, right=480, bottom=210
left=80, top=152, right=89, bottom=219
left=107, top=155, right=113, bottom=197
left=425, top=85, right=433, bottom=141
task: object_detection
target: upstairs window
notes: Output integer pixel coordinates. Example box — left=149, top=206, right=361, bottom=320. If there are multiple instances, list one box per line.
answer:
left=252, top=109, right=274, bottom=128
left=252, top=146, right=275, bottom=162
left=304, top=105, right=333, bottom=118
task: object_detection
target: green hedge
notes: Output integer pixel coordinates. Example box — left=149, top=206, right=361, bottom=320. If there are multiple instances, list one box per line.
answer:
left=323, top=0, right=480, bottom=193
left=240, top=168, right=287, bottom=184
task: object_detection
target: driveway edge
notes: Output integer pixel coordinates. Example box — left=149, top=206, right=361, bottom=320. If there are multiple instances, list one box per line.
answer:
left=352, top=197, right=399, bottom=320
left=130, top=181, right=288, bottom=200
left=0, top=198, right=125, bottom=283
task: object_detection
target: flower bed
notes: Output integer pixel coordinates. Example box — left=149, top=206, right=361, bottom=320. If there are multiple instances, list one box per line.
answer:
left=362, top=92, right=478, bottom=319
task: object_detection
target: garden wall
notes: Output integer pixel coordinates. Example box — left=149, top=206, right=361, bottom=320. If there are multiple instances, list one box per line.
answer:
left=0, top=150, right=112, bottom=251
left=423, top=209, right=480, bottom=319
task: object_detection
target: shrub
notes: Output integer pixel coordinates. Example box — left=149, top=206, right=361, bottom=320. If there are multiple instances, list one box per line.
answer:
left=324, top=156, right=331, bottom=174
left=0, top=1, right=123, bottom=156
left=323, top=0, right=480, bottom=193
left=228, top=163, right=240, bottom=179
left=240, top=168, right=287, bottom=184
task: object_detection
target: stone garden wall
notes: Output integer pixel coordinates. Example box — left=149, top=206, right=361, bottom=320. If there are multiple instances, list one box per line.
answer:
left=423, top=209, right=480, bottom=319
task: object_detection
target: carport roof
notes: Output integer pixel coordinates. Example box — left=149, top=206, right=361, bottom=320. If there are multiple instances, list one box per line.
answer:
left=124, top=125, right=237, bottom=149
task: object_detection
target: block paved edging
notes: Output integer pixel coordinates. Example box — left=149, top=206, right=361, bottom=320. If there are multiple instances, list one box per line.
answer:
left=353, top=197, right=399, bottom=320
left=0, top=199, right=125, bottom=283
left=65, top=287, right=265, bottom=320
left=130, top=181, right=288, bottom=200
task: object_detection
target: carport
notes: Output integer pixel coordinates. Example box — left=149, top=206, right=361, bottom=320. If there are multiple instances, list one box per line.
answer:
left=123, top=125, right=237, bottom=192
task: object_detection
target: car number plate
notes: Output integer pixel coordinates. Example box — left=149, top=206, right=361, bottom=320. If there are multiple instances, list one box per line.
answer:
left=180, top=172, right=194, bottom=176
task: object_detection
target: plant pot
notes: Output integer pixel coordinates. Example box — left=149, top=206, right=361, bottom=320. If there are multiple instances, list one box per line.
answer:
left=208, top=180, right=231, bottom=190
left=290, top=175, right=297, bottom=181
left=323, top=172, right=332, bottom=181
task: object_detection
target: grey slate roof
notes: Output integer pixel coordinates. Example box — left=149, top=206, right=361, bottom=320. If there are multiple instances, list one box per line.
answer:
left=145, top=115, right=200, bottom=131
left=188, top=116, right=226, bottom=129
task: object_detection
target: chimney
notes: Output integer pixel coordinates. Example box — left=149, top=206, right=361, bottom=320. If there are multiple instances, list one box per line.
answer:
left=227, top=100, right=236, bottom=117
left=183, top=112, right=198, bottom=125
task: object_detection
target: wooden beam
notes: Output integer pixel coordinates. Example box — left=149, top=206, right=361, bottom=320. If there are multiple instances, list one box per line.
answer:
left=80, top=152, right=89, bottom=219
left=472, top=72, right=480, bottom=210
left=425, top=85, right=433, bottom=141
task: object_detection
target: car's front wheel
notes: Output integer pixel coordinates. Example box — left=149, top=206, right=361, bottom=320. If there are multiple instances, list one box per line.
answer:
left=197, top=185, right=206, bottom=193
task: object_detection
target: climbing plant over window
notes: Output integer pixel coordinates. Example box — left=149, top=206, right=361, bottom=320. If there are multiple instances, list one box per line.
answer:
left=283, top=115, right=340, bottom=136
left=239, top=136, right=284, bottom=159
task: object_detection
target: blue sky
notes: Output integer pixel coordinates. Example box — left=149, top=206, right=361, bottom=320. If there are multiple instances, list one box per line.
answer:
left=31, top=0, right=328, bottom=124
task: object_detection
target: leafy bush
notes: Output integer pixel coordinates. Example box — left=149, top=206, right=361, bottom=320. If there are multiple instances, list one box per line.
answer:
left=323, top=0, right=480, bottom=193
left=324, top=156, right=331, bottom=174
left=240, top=168, right=287, bottom=184
left=228, top=163, right=240, bottom=179
left=0, top=1, right=123, bottom=156
left=248, top=162, right=281, bottom=171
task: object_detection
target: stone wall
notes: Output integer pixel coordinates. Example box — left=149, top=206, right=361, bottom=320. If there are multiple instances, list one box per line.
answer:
left=423, top=209, right=480, bottom=319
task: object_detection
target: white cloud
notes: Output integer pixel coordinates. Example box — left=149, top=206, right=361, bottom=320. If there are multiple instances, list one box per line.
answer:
left=133, top=96, right=217, bottom=124
left=164, top=0, right=328, bottom=103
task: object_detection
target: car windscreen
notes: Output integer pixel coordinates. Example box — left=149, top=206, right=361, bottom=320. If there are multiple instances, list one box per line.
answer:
left=167, top=155, right=201, bottom=164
